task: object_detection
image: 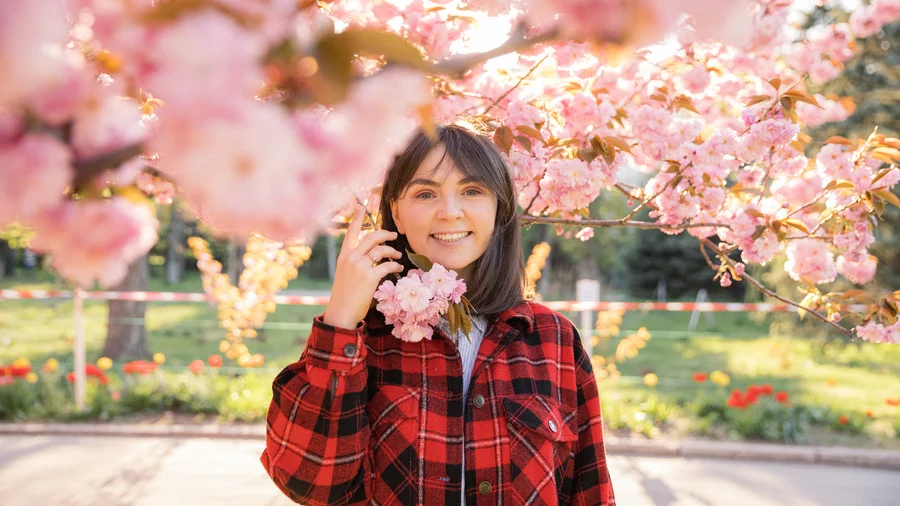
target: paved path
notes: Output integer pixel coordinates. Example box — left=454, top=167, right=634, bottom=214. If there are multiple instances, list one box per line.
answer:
left=2, top=434, right=899, bottom=505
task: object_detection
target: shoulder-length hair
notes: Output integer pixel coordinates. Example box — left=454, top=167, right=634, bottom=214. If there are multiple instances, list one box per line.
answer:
left=378, top=123, right=527, bottom=317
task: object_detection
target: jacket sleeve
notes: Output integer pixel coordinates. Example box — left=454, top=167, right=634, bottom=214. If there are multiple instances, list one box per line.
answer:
left=569, top=327, right=616, bottom=505
left=260, top=315, right=371, bottom=505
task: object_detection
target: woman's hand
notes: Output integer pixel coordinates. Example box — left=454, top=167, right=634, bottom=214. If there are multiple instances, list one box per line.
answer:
left=321, top=205, right=404, bottom=329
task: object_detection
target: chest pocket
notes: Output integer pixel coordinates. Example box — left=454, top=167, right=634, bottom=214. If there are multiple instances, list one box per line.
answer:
left=502, top=394, right=578, bottom=506
left=366, top=385, right=421, bottom=505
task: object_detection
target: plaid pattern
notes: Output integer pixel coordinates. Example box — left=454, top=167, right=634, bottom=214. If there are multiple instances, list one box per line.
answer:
left=261, top=300, right=615, bottom=505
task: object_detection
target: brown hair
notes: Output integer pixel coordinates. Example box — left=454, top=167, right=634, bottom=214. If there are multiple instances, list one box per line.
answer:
left=378, top=123, right=527, bottom=317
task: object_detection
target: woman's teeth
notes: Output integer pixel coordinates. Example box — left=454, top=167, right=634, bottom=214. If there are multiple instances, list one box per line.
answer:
left=431, top=232, right=470, bottom=242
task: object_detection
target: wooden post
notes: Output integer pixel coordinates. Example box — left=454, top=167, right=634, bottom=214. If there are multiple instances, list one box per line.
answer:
left=73, top=287, right=86, bottom=411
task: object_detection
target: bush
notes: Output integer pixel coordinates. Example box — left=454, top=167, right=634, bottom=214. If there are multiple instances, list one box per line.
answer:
left=688, top=392, right=829, bottom=443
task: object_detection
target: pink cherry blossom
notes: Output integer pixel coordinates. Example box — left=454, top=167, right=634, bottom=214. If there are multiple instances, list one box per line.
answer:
left=151, top=101, right=315, bottom=240
left=856, top=321, right=900, bottom=344
left=374, top=263, right=467, bottom=342
left=785, top=239, right=837, bottom=285
left=71, top=95, right=146, bottom=160
left=30, top=198, right=158, bottom=288
left=0, top=133, right=72, bottom=226
left=0, top=0, right=70, bottom=110
left=394, top=276, right=433, bottom=314
left=837, top=254, right=877, bottom=285
left=849, top=7, right=882, bottom=38
left=143, top=10, right=266, bottom=116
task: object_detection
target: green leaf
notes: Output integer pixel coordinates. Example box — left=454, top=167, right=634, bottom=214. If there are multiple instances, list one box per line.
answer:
left=406, top=250, right=433, bottom=271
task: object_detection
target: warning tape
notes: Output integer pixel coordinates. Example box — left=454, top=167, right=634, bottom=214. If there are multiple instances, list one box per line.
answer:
left=0, top=289, right=330, bottom=306
left=0, top=289, right=869, bottom=313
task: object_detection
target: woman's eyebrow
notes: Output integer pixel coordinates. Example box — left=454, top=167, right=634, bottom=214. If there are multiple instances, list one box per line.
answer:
left=408, top=176, right=483, bottom=187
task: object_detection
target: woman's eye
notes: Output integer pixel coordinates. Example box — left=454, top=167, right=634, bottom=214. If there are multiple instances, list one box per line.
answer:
left=464, top=188, right=483, bottom=196
left=414, top=192, right=435, bottom=200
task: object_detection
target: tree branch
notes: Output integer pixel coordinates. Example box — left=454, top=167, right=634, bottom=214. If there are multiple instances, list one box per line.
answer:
left=484, top=53, right=551, bottom=115
left=72, top=143, right=144, bottom=189
left=432, top=24, right=559, bottom=77
left=700, top=238, right=853, bottom=338
left=519, top=215, right=728, bottom=230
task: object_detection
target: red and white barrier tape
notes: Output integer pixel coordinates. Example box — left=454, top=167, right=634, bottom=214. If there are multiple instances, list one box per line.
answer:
left=0, top=289, right=869, bottom=312
left=0, top=289, right=330, bottom=306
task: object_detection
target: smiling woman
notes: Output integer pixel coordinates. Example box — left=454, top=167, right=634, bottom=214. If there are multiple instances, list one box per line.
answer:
left=261, top=123, right=616, bottom=506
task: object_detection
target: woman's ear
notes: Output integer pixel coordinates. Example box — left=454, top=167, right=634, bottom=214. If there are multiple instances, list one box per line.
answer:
left=390, top=201, right=405, bottom=234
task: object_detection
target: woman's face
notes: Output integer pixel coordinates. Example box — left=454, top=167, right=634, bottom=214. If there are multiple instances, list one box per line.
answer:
left=390, top=146, right=497, bottom=283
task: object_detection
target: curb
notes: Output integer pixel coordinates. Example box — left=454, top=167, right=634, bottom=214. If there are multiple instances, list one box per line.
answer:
left=3, top=422, right=900, bottom=470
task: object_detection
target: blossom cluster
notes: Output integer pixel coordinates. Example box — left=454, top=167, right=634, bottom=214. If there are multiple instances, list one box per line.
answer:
left=373, top=264, right=466, bottom=343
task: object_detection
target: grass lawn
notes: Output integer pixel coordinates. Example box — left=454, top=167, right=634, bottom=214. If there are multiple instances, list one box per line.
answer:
left=2, top=274, right=899, bottom=445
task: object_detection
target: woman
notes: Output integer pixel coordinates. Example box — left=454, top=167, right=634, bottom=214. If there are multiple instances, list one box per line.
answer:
left=261, top=123, right=616, bottom=505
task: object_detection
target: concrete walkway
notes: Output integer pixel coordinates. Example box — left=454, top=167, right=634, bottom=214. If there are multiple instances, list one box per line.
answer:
left=3, top=421, right=900, bottom=469
left=2, top=433, right=899, bottom=506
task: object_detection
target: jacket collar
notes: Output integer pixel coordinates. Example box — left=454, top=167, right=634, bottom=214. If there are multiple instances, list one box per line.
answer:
left=491, top=299, right=535, bottom=335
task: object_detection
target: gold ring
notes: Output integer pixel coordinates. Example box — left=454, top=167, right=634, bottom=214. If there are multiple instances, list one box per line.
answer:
left=367, top=252, right=377, bottom=266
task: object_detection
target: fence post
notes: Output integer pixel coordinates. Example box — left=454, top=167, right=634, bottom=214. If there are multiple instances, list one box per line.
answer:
left=73, top=287, right=86, bottom=411
left=576, top=279, right=600, bottom=352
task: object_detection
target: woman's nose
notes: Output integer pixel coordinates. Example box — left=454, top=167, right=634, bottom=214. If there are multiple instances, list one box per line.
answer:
left=437, top=196, right=464, bottom=220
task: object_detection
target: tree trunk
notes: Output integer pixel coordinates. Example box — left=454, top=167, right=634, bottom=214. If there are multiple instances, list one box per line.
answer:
left=166, top=202, right=185, bottom=285
left=226, top=241, right=246, bottom=282
left=103, top=256, right=150, bottom=359
left=0, top=240, right=8, bottom=278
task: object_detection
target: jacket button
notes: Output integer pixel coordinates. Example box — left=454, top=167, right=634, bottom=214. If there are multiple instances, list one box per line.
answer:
left=472, top=394, right=485, bottom=408
left=343, top=343, right=358, bottom=358
left=548, top=420, right=558, bottom=432
left=478, top=481, right=492, bottom=494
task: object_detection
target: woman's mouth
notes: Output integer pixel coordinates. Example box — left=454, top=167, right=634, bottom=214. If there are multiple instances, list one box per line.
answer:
left=430, top=232, right=471, bottom=243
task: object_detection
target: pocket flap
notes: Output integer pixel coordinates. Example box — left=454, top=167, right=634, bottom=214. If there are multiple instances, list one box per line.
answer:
left=367, top=384, right=420, bottom=427
left=502, top=394, right=578, bottom=443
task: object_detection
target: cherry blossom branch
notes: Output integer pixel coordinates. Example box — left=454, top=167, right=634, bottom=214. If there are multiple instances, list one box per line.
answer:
left=700, top=238, right=853, bottom=338
left=432, top=23, right=559, bottom=77
left=484, top=53, right=551, bottom=115
left=519, top=215, right=728, bottom=230
left=618, top=174, right=677, bottom=223
left=523, top=185, right=543, bottom=216
left=72, top=143, right=144, bottom=189
left=141, top=166, right=178, bottom=185
left=698, top=241, right=718, bottom=271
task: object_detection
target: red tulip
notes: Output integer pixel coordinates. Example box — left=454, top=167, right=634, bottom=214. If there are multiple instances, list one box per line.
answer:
left=122, top=360, right=158, bottom=375
left=775, top=391, right=789, bottom=404
left=838, top=415, right=849, bottom=426
left=692, top=372, right=708, bottom=383
left=208, top=354, right=223, bottom=368
left=760, top=384, right=774, bottom=395
left=10, top=364, right=31, bottom=377
left=189, top=360, right=205, bottom=375
left=66, top=364, right=110, bottom=385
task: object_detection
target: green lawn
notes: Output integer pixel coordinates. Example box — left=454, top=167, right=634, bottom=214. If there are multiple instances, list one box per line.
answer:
left=2, top=274, right=899, bottom=444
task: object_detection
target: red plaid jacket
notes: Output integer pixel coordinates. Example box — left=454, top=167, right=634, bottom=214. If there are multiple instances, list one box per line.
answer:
left=261, top=300, right=615, bottom=505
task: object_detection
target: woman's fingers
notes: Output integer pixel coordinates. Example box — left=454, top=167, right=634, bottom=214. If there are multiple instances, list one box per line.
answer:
left=363, top=244, right=403, bottom=264
left=374, top=261, right=405, bottom=278
left=341, top=205, right=365, bottom=253
left=354, top=229, right=398, bottom=257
